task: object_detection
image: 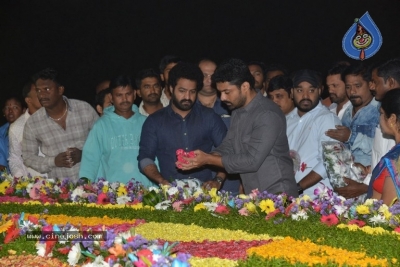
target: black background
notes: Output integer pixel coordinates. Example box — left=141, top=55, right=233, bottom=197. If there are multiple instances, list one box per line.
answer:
left=1, top=0, right=399, bottom=124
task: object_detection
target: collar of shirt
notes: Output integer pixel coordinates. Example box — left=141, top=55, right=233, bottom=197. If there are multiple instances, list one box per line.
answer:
left=235, top=91, right=263, bottom=114
left=42, top=96, right=73, bottom=118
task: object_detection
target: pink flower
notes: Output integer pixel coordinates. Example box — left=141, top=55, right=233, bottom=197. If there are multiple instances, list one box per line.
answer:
left=5, top=186, right=14, bottom=195
left=172, top=201, right=183, bottom=212
left=97, top=192, right=109, bottom=205
left=29, top=183, right=42, bottom=199
left=320, top=213, right=339, bottom=226
left=238, top=208, right=249, bottom=216
left=348, top=219, right=366, bottom=228
left=300, top=162, right=307, bottom=172
left=215, top=205, right=230, bottom=214
left=394, top=227, right=400, bottom=233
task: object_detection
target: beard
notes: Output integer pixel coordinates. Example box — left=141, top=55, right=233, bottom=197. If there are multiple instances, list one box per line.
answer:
left=172, top=95, right=194, bottom=111
left=294, top=98, right=319, bottom=113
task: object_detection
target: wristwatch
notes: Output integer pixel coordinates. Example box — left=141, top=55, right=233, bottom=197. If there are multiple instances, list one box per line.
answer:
left=297, top=183, right=304, bottom=195
left=213, top=176, right=224, bottom=185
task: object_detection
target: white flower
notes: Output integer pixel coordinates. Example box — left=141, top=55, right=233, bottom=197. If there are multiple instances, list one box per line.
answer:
left=368, top=214, right=387, bottom=225
left=110, top=182, right=120, bottom=191
left=364, top=199, right=376, bottom=206
left=203, top=202, right=218, bottom=212
left=333, top=204, right=347, bottom=216
left=155, top=200, right=171, bottom=210
left=167, top=187, right=178, bottom=196
left=291, top=210, right=308, bottom=221
left=71, top=186, right=85, bottom=201
left=53, top=184, right=61, bottom=193
left=26, top=183, right=34, bottom=194
left=148, top=186, right=159, bottom=193
left=67, top=243, right=82, bottom=266
left=115, top=230, right=132, bottom=244
left=36, top=242, right=46, bottom=257
left=116, top=195, right=131, bottom=205
left=175, top=180, right=185, bottom=188
left=82, top=255, right=110, bottom=267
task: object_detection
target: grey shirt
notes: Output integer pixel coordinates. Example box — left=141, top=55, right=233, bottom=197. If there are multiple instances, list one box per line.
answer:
left=214, top=93, right=298, bottom=197
left=23, top=97, right=98, bottom=181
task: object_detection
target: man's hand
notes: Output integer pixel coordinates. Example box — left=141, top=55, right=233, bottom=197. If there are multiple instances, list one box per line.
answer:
left=334, top=178, right=368, bottom=199
left=67, top=148, right=82, bottom=166
left=55, top=152, right=73, bottom=168
left=202, top=180, right=221, bottom=191
left=177, top=150, right=208, bottom=170
left=325, top=125, right=351, bottom=142
left=67, top=147, right=82, bottom=167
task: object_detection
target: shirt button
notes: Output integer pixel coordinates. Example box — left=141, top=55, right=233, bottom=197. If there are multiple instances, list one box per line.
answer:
left=186, top=147, right=188, bottom=150
left=183, top=119, right=185, bottom=121
left=184, top=133, right=187, bottom=135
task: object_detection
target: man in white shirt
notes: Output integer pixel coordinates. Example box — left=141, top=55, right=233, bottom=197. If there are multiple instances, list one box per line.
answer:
left=135, top=68, right=168, bottom=117
left=8, top=81, right=45, bottom=177
left=326, top=62, right=351, bottom=120
left=287, top=69, right=341, bottom=198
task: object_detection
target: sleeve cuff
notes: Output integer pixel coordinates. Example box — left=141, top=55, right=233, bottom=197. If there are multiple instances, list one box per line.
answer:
left=139, top=158, right=156, bottom=171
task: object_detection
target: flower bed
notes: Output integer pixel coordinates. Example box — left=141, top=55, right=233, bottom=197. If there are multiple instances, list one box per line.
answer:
left=0, top=173, right=399, bottom=266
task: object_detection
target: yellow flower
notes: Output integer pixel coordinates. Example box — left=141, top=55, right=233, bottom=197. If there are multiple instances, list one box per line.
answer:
left=0, top=180, right=10, bottom=194
left=194, top=203, right=206, bottom=211
left=238, top=194, right=249, bottom=199
left=117, top=186, right=127, bottom=197
left=259, top=199, right=275, bottom=214
left=15, top=181, right=28, bottom=190
left=356, top=205, right=370, bottom=215
left=245, top=202, right=257, bottom=213
left=102, top=186, right=109, bottom=193
left=208, top=188, right=221, bottom=202
left=296, top=195, right=311, bottom=204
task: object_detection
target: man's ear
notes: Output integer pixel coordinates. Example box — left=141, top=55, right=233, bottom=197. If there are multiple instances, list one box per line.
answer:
left=58, top=85, right=65, bottom=95
left=96, top=105, right=103, bottom=115
left=160, top=74, right=165, bottom=82
left=132, top=89, right=137, bottom=101
left=387, top=77, right=396, bottom=89
left=169, top=85, right=173, bottom=95
left=240, top=82, right=250, bottom=93
left=136, top=90, right=142, bottom=98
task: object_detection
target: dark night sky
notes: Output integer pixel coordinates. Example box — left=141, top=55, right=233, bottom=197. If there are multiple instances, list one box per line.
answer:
left=1, top=0, right=399, bottom=124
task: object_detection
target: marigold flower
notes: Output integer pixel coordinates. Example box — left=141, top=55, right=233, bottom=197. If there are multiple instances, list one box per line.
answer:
left=356, top=205, right=370, bottom=215
left=259, top=199, right=275, bottom=214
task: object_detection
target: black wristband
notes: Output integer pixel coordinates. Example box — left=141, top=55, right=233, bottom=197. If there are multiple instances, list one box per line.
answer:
left=297, top=183, right=304, bottom=195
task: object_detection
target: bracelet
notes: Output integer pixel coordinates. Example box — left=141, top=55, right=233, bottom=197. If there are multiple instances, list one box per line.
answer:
left=213, top=176, right=224, bottom=185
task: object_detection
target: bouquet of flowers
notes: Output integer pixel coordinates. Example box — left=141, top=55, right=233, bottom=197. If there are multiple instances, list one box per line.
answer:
left=322, top=141, right=366, bottom=188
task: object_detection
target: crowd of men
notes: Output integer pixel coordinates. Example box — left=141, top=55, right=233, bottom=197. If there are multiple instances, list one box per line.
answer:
left=1, top=55, right=399, bottom=200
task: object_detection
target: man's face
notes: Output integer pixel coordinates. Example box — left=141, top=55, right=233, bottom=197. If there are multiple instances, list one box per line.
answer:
left=371, top=69, right=391, bottom=101
left=248, top=65, right=265, bottom=90
left=35, top=79, right=63, bottom=109
left=217, top=82, right=246, bottom=111
left=265, top=70, right=284, bottom=90
left=162, top=62, right=178, bottom=87
left=292, top=81, right=321, bottom=114
left=28, top=84, right=42, bottom=111
left=138, top=77, right=162, bottom=104
left=345, top=74, right=373, bottom=108
left=326, top=74, right=348, bottom=104
left=111, top=86, right=135, bottom=115
left=268, top=89, right=294, bottom=115
left=199, top=61, right=217, bottom=93
left=3, top=98, right=24, bottom=123
left=171, top=78, right=197, bottom=111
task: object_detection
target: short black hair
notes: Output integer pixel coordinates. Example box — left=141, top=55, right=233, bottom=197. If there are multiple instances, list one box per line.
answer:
left=342, top=63, right=372, bottom=83
left=267, top=75, right=292, bottom=95
left=327, top=61, right=350, bottom=77
left=135, top=68, right=161, bottom=89
left=247, top=61, right=266, bottom=73
left=22, top=80, right=35, bottom=98
left=265, top=63, right=289, bottom=77
left=32, top=68, right=63, bottom=86
left=159, top=55, right=181, bottom=73
left=212, top=58, right=255, bottom=89
left=168, top=62, right=203, bottom=92
left=95, top=88, right=111, bottom=107
left=109, top=75, right=134, bottom=93
left=376, top=58, right=400, bottom=84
